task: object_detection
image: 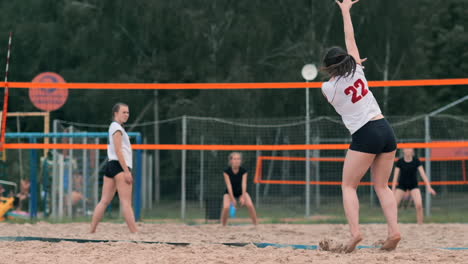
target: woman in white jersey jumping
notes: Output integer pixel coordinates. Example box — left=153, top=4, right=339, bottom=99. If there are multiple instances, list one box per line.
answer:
left=90, top=103, right=138, bottom=233
left=321, top=0, right=401, bottom=252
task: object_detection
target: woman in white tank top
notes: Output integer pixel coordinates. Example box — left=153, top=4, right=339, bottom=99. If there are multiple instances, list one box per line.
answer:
left=320, top=0, right=400, bottom=252
left=90, top=103, right=138, bottom=233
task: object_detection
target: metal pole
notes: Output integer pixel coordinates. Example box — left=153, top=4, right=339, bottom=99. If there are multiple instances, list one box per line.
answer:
left=263, top=128, right=281, bottom=197
left=148, top=154, right=153, bottom=209
left=29, top=138, right=38, bottom=220
left=82, top=137, right=88, bottom=216
left=428, top=95, right=468, bottom=116
left=423, top=95, right=468, bottom=217
left=199, top=135, right=204, bottom=209
left=154, top=90, right=160, bottom=204
left=181, top=115, right=187, bottom=220
left=305, top=84, right=311, bottom=217
left=58, top=154, right=64, bottom=219
left=135, top=135, right=143, bottom=221
left=142, top=143, right=147, bottom=209
left=94, top=138, right=99, bottom=210
left=51, top=120, right=58, bottom=218
left=42, top=156, right=50, bottom=218
left=314, top=135, right=320, bottom=208
left=67, top=126, right=74, bottom=218
left=16, top=116, right=23, bottom=180
left=424, top=115, right=431, bottom=217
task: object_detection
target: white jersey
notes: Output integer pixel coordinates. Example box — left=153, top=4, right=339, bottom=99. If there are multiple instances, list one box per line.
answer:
left=321, top=64, right=382, bottom=134
left=107, top=122, right=133, bottom=169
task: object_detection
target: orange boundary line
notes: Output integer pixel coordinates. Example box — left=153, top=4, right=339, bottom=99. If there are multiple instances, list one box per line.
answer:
left=4, top=141, right=468, bottom=150
left=2, top=78, right=468, bottom=90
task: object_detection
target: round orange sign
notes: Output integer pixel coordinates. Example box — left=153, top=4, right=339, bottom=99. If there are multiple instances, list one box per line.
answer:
left=29, top=72, right=68, bottom=111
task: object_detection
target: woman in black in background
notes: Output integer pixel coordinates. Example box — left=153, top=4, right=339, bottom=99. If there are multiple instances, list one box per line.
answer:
left=221, top=152, right=258, bottom=226
left=392, top=148, right=437, bottom=224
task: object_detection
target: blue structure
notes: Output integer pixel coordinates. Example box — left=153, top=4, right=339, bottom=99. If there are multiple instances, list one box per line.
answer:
left=6, top=132, right=143, bottom=221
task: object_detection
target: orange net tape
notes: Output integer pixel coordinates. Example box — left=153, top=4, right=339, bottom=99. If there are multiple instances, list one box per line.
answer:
left=2, top=78, right=468, bottom=90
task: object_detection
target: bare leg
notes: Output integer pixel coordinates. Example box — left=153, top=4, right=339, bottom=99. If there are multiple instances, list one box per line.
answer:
left=342, top=150, right=376, bottom=253
left=220, top=194, right=230, bottom=226
left=90, top=176, right=116, bottom=233
left=242, top=192, right=258, bottom=225
left=371, top=151, right=401, bottom=251
left=394, top=189, right=406, bottom=207
left=410, top=188, right=424, bottom=224
left=115, top=172, right=138, bottom=233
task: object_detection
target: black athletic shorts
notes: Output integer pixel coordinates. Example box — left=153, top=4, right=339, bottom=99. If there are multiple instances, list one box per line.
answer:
left=104, top=160, right=132, bottom=178
left=224, top=190, right=242, bottom=199
left=350, top=119, right=397, bottom=154
left=396, top=183, right=419, bottom=191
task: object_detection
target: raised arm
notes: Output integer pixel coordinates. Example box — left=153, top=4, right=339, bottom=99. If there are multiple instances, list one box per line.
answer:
left=336, top=0, right=365, bottom=64
left=223, top=173, right=237, bottom=206
left=418, top=166, right=437, bottom=195
left=392, top=167, right=400, bottom=193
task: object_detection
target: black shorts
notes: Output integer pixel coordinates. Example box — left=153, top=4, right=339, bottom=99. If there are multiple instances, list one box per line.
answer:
left=224, top=190, right=242, bottom=199
left=350, top=119, right=397, bottom=154
left=397, top=183, right=419, bottom=191
left=104, top=160, right=132, bottom=178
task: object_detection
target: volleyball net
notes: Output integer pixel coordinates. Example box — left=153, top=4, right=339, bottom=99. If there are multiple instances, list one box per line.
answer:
left=0, top=79, right=467, bottom=221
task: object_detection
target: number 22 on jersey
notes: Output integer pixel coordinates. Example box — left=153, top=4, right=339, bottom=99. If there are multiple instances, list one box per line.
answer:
left=344, top=79, right=369, bottom=104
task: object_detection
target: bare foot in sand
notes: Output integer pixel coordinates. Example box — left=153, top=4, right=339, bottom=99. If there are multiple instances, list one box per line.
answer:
left=343, top=234, right=363, bottom=253
left=381, top=234, right=401, bottom=251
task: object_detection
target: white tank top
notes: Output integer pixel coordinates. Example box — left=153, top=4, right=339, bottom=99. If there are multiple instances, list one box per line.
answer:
left=321, top=64, right=382, bottom=134
left=107, top=122, right=133, bottom=169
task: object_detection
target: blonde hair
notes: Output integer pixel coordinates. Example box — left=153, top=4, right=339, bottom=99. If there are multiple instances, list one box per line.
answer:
left=228, top=152, right=242, bottom=166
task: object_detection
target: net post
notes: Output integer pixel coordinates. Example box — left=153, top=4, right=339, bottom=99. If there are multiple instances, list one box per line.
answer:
left=305, top=85, right=311, bottom=217
left=148, top=154, right=153, bottom=210
left=58, top=153, right=65, bottom=219
left=42, top=155, right=50, bottom=218
left=181, top=115, right=187, bottom=220
left=93, top=138, right=99, bottom=211
left=154, top=90, right=160, bottom=204
left=199, top=135, right=204, bottom=209
left=44, top=112, right=50, bottom=157
left=51, top=120, right=58, bottom=218
left=29, top=137, right=38, bottom=220
left=67, top=127, right=73, bottom=218
left=424, top=115, right=431, bottom=217
left=82, top=137, right=88, bottom=216
left=135, top=134, right=143, bottom=221
left=142, top=138, right=147, bottom=210
left=313, top=133, right=320, bottom=209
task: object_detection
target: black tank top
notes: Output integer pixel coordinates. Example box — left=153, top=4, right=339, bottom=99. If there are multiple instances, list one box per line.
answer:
left=224, top=167, right=247, bottom=197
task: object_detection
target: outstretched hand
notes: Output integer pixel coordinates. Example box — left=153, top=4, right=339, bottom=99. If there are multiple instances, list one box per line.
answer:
left=358, top=57, right=367, bottom=66
left=335, top=0, right=360, bottom=11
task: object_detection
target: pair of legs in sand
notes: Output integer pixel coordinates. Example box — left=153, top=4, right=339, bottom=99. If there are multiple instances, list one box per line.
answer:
left=90, top=172, right=138, bottom=233
left=220, top=193, right=258, bottom=226
left=394, top=188, right=424, bottom=224
left=342, top=149, right=401, bottom=252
